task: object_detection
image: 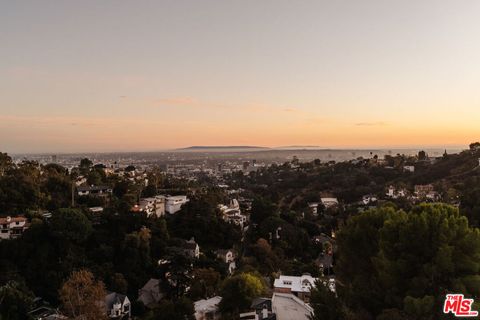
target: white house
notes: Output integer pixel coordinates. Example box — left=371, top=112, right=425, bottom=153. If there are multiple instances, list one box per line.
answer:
left=104, top=292, right=130, bottom=319
left=273, top=274, right=317, bottom=302
left=194, top=296, right=222, bottom=320
left=165, top=195, right=189, bottom=214
left=0, top=216, right=29, bottom=240
left=136, top=196, right=166, bottom=217
left=403, top=165, right=415, bottom=173
left=218, top=199, right=247, bottom=229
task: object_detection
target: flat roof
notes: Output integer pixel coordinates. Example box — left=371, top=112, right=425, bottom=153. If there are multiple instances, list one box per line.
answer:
left=271, top=293, right=312, bottom=320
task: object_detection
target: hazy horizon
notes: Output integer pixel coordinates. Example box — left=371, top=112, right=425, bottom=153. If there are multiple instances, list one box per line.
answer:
left=8, top=144, right=467, bottom=156
left=2, top=1, right=480, bottom=153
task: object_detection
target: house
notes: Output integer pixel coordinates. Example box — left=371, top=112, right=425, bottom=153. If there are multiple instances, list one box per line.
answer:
left=28, top=306, right=67, bottom=320
left=138, top=278, right=164, bottom=309
left=386, top=185, right=407, bottom=199
left=165, top=195, right=189, bottom=214
left=361, top=195, right=378, bottom=205
left=0, top=216, right=29, bottom=240
left=414, top=184, right=435, bottom=197
left=215, top=249, right=236, bottom=274
left=135, top=196, right=166, bottom=217
left=75, top=176, right=87, bottom=186
left=426, top=191, right=441, bottom=201
left=194, top=296, right=222, bottom=320
left=320, top=197, right=339, bottom=209
left=77, top=185, right=112, bottom=196
left=307, top=202, right=319, bottom=215
left=215, top=249, right=235, bottom=263
left=218, top=199, right=247, bottom=229
left=183, top=238, right=200, bottom=259
left=403, top=165, right=415, bottom=173
left=239, top=298, right=275, bottom=320
left=28, top=298, right=67, bottom=320
left=273, top=274, right=317, bottom=302
left=271, top=293, right=313, bottom=320
left=104, top=292, right=131, bottom=319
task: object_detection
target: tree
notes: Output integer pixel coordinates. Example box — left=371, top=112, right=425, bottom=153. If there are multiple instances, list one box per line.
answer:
left=250, top=197, right=277, bottom=225
left=119, top=227, right=152, bottom=292
left=336, top=204, right=480, bottom=319
left=0, top=152, right=13, bottom=176
left=80, top=158, right=93, bottom=169
left=50, top=208, right=93, bottom=243
left=336, top=207, right=393, bottom=315
left=219, top=273, right=266, bottom=316
left=108, top=273, right=128, bottom=295
left=59, top=269, right=107, bottom=320
left=250, top=238, right=279, bottom=273
left=376, top=204, right=480, bottom=318
left=309, top=280, right=344, bottom=320
left=469, top=142, right=480, bottom=152
left=418, top=150, right=427, bottom=161
left=0, top=281, right=34, bottom=320
left=460, top=186, right=480, bottom=226
left=189, top=268, right=221, bottom=300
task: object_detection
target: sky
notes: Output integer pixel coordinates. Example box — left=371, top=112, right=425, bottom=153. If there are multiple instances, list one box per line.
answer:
left=1, top=0, right=480, bottom=153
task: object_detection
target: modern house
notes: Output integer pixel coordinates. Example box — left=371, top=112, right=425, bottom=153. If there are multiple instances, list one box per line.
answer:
left=218, top=199, right=247, bottom=229
left=165, top=195, right=189, bottom=214
left=135, top=196, right=166, bottom=217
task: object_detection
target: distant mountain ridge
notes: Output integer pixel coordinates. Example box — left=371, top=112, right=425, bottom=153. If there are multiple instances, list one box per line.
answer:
left=176, top=146, right=270, bottom=150
left=177, top=146, right=270, bottom=151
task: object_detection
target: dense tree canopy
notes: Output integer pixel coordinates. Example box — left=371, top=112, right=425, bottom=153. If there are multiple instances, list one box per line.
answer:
left=336, top=204, right=480, bottom=319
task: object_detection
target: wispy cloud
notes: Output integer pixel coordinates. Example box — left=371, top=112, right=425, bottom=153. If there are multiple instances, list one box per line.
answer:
left=355, top=121, right=388, bottom=126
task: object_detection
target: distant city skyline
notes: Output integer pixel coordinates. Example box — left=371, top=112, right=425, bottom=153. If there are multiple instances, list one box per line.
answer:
left=2, top=1, right=480, bottom=153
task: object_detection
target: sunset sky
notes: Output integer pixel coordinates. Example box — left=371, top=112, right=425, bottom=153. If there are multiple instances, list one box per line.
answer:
left=1, top=0, right=480, bottom=153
